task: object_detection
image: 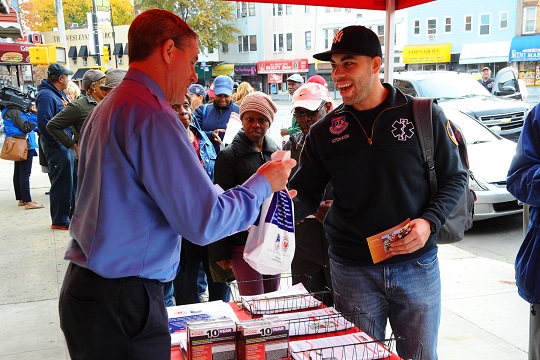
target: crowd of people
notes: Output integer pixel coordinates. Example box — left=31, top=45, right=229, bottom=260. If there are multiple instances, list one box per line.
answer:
left=2, top=8, right=538, bottom=360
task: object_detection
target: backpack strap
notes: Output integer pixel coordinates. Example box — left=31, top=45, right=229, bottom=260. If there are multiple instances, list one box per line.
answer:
left=412, top=98, right=438, bottom=199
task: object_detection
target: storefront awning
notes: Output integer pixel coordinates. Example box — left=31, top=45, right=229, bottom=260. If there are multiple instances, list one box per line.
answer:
left=0, top=6, right=22, bottom=39
left=68, top=46, right=77, bottom=59
left=212, top=63, right=234, bottom=77
left=113, top=43, right=123, bottom=57
left=459, top=41, right=510, bottom=64
left=509, top=34, right=540, bottom=62
left=257, top=59, right=309, bottom=74
left=402, top=43, right=451, bottom=64
left=0, top=42, right=30, bottom=64
left=78, top=45, right=88, bottom=58
left=72, top=68, right=90, bottom=81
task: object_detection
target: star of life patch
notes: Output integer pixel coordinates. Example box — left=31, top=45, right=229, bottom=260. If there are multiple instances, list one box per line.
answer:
left=446, top=120, right=459, bottom=146
left=329, top=115, right=348, bottom=135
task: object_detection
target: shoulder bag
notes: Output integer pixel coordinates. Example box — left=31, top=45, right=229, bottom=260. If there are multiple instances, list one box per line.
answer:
left=0, top=137, right=28, bottom=161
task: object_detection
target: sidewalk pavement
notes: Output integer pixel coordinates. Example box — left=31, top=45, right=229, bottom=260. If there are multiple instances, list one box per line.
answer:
left=0, top=154, right=529, bottom=359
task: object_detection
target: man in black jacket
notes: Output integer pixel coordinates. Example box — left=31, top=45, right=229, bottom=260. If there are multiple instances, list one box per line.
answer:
left=289, top=26, right=467, bottom=360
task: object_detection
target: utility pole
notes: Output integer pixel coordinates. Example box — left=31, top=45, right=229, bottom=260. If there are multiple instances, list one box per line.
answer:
left=91, top=0, right=101, bottom=66
left=54, top=0, right=68, bottom=68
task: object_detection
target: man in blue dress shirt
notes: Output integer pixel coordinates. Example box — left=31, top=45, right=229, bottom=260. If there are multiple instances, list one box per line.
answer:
left=58, top=9, right=295, bottom=360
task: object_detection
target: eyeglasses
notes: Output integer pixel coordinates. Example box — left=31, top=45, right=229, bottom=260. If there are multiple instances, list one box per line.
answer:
left=293, top=102, right=326, bottom=119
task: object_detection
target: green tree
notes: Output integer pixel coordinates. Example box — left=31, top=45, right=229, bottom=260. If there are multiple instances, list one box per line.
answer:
left=19, top=0, right=134, bottom=32
left=134, top=0, right=238, bottom=53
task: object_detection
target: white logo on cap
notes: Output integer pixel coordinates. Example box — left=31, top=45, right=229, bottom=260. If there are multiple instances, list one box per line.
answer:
left=333, top=30, right=344, bottom=44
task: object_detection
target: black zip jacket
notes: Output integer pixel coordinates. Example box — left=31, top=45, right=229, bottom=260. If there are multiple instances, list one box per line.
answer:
left=290, top=84, right=467, bottom=266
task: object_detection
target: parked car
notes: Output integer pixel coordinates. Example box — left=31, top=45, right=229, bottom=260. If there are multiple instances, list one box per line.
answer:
left=439, top=105, right=523, bottom=221
left=392, top=71, right=530, bottom=141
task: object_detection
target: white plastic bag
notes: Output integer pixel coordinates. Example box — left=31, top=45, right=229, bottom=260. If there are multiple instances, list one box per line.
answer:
left=243, top=151, right=295, bottom=275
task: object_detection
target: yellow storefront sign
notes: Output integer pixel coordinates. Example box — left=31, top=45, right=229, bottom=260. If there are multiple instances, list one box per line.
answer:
left=403, top=43, right=451, bottom=64
left=314, top=59, right=332, bottom=71
left=212, top=64, right=234, bottom=77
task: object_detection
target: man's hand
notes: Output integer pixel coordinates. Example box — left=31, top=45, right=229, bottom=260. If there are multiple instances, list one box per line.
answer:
left=212, top=129, right=225, bottom=144
left=280, top=128, right=289, bottom=136
left=72, top=143, right=79, bottom=160
left=387, top=218, right=431, bottom=256
left=256, top=158, right=296, bottom=193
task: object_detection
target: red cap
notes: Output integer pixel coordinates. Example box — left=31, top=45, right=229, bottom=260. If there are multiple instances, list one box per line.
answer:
left=307, top=75, right=328, bottom=88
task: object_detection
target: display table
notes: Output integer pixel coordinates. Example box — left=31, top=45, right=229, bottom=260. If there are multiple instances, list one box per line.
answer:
left=170, top=302, right=402, bottom=360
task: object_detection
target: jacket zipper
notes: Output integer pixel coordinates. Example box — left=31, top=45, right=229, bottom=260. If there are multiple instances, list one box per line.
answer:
left=335, top=103, right=407, bottom=145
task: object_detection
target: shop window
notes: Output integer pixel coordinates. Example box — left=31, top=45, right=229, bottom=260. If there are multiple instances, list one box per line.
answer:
left=479, top=13, right=491, bottom=36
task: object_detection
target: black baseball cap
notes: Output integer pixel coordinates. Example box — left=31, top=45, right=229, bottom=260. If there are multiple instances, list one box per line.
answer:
left=47, top=63, right=74, bottom=77
left=313, top=25, right=383, bottom=61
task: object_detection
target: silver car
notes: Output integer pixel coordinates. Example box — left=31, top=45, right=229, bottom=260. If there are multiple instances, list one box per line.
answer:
left=440, top=105, right=523, bottom=221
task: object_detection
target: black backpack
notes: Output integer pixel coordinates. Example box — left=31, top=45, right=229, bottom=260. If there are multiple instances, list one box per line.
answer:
left=412, top=98, right=475, bottom=244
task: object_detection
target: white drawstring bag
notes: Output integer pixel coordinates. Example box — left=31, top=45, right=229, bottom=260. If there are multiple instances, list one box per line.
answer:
left=243, top=151, right=296, bottom=275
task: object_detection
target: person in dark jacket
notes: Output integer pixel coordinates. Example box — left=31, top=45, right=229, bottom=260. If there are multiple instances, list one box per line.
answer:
left=289, top=26, right=467, bottom=360
left=46, top=69, right=106, bottom=159
left=2, top=104, right=43, bottom=210
left=283, top=82, right=334, bottom=303
left=36, top=63, right=75, bottom=230
left=211, top=91, right=280, bottom=296
left=192, top=75, right=239, bottom=153
left=170, top=94, right=230, bottom=306
left=506, top=102, right=540, bottom=360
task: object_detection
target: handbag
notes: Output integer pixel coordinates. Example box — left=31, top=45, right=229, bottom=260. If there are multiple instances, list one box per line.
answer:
left=0, top=137, right=28, bottom=161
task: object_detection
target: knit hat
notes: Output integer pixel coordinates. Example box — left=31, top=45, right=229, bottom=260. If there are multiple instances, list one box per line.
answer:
left=82, top=69, right=105, bottom=91
left=100, top=69, right=127, bottom=90
left=313, top=25, right=383, bottom=61
left=240, top=92, right=278, bottom=124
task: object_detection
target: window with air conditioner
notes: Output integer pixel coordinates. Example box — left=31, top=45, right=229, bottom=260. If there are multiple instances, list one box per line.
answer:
left=523, top=6, right=536, bottom=34
left=279, top=47, right=284, bottom=52
left=241, top=12, right=246, bottom=17
left=118, top=57, right=123, bottom=64
left=277, top=10, right=282, bottom=16
left=427, top=18, right=437, bottom=40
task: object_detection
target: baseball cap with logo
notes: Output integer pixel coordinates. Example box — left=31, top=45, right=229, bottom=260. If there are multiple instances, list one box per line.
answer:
left=307, top=75, right=328, bottom=88
left=313, top=25, right=383, bottom=62
left=189, top=84, right=206, bottom=97
left=482, top=66, right=490, bottom=71
left=47, top=63, right=74, bottom=77
left=213, top=75, right=233, bottom=96
left=292, top=83, right=334, bottom=112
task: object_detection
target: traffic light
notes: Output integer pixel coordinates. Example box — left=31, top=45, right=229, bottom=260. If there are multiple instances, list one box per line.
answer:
left=103, top=45, right=110, bottom=62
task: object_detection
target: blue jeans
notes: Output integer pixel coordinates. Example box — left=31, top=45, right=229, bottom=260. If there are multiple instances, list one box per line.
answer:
left=330, top=248, right=440, bottom=360
left=13, top=152, right=34, bottom=202
left=41, top=141, right=75, bottom=226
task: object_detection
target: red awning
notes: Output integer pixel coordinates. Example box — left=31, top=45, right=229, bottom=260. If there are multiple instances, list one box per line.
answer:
left=233, top=0, right=433, bottom=10
left=225, top=0, right=435, bottom=81
left=0, top=42, right=30, bottom=64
